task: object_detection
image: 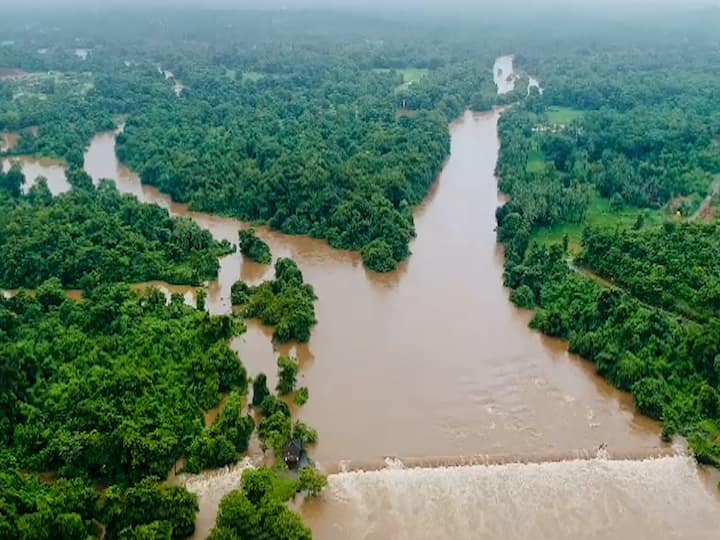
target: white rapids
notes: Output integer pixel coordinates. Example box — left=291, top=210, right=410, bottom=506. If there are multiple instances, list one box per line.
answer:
left=302, top=455, right=720, bottom=540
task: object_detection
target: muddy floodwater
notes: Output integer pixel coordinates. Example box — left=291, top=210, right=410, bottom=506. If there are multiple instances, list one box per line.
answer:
left=2, top=155, right=70, bottom=195
left=78, top=113, right=668, bottom=465
left=8, top=68, right=720, bottom=538
left=1, top=132, right=19, bottom=152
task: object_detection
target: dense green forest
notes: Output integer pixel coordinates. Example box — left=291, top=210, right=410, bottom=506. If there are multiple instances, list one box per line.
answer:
left=114, top=66, right=450, bottom=272
left=184, top=391, right=255, bottom=475
left=497, top=33, right=720, bottom=467
left=0, top=282, right=245, bottom=536
left=0, top=167, right=231, bottom=288
left=579, top=224, right=720, bottom=323
left=208, top=468, right=326, bottom=540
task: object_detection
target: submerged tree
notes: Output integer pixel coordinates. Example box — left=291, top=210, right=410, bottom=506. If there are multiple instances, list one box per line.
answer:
left=0, top=162, right=24, bottom=198
left=208, top=469, right=313, bottom=540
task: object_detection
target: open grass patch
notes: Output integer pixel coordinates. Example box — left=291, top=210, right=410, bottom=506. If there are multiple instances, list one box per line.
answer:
left=526, top=147, right=547, bottom=173
left=398, top=68, right=429, bottom=83
left=546, top=106, right=585, bottom=125
left=531, top=192, right=666, bottom=252
left=241, top=71, right=266, bottom=83
left=393, top=67, right=430, bottom=92
left=8, top=71, right=94, bottom=102
left=371, top=67, right=430, bottom=92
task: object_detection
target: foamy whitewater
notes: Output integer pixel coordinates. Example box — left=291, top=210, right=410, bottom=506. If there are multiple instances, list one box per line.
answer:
left=303, top=456, right=720, bottom=540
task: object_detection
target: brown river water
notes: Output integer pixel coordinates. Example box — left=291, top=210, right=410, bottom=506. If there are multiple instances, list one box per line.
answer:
left=7, top=77, right=720, bottom=537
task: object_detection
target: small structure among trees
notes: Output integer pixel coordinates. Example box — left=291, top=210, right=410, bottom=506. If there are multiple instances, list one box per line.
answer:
left=284, top=439, right=303, bottom=469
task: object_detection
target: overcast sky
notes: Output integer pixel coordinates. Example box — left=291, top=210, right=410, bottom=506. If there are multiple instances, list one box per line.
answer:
left=7, top=0, right=718, bottom=8
left=3, top=0, right=718, bottom=26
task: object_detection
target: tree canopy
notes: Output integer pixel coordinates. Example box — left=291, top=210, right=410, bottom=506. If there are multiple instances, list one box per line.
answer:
left=0, top=282, right=248, bottom=536
left=2, top=5, right=720, bottom=535
left=0, top=173, right=231, bottom=289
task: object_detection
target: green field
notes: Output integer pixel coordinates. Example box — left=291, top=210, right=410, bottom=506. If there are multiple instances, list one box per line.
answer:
left=393, top=68, right=430, bottom=92
left=531, top=193, right=666, bottom=252
left=370, top=67, right=430, bottom=92
left=526, top=148, right=547, bottom=173
left=371, top=67, right=428, bottom=81
left=397, top=68, right=429, bottom=83
left=9, top=71, right=93, bottom=102
left=241, top=71, right=265, bottom=83
left=546, top=106, right=585, bottom=125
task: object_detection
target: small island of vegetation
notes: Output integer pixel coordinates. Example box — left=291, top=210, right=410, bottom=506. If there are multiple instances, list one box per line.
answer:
left=239, top=228, right=272, bottom=265
left=232, top=258, right=317, bottom=343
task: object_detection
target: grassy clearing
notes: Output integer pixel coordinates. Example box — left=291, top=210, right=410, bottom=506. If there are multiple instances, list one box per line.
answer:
left=371, top=67, right=428, bottom=82
left=9, top=71, right=93, bottom=102
left=531, top=193, right=667, bottom=253
left=397, top=68, right=429, bottom=84
left=526, top=148, right=547, bottom=173
left=546, top=106, right=585, bottom=125
left=241, top=71, right=265, bottom=83
left=393, top=67, right=430, bottom=93
left=371, top=67, right=430, bottom=92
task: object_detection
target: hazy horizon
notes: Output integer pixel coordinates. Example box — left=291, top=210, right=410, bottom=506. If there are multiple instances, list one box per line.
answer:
left=4, top=0, right=719, bottom=14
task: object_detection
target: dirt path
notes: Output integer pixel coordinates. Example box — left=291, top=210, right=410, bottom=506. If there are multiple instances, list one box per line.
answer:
left=568, top=259, right=702, bottom=326
left=690, top=175, right=720, bottom=221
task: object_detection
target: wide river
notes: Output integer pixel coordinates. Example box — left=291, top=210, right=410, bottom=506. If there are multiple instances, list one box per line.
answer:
left=5, top=58, right=720, bottom=539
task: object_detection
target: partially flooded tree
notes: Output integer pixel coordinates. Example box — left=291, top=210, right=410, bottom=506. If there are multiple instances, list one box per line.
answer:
left=0, top=162, right=24, bottom=198
left=252, top=373, right=270, bottom=407
left=276, top=356, right=299, bottom=396
left=238, top=228, right=271, bottom=265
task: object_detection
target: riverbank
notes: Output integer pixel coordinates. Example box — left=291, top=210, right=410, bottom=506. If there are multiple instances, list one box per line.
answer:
left=495, top=54, right=720, bottom=486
